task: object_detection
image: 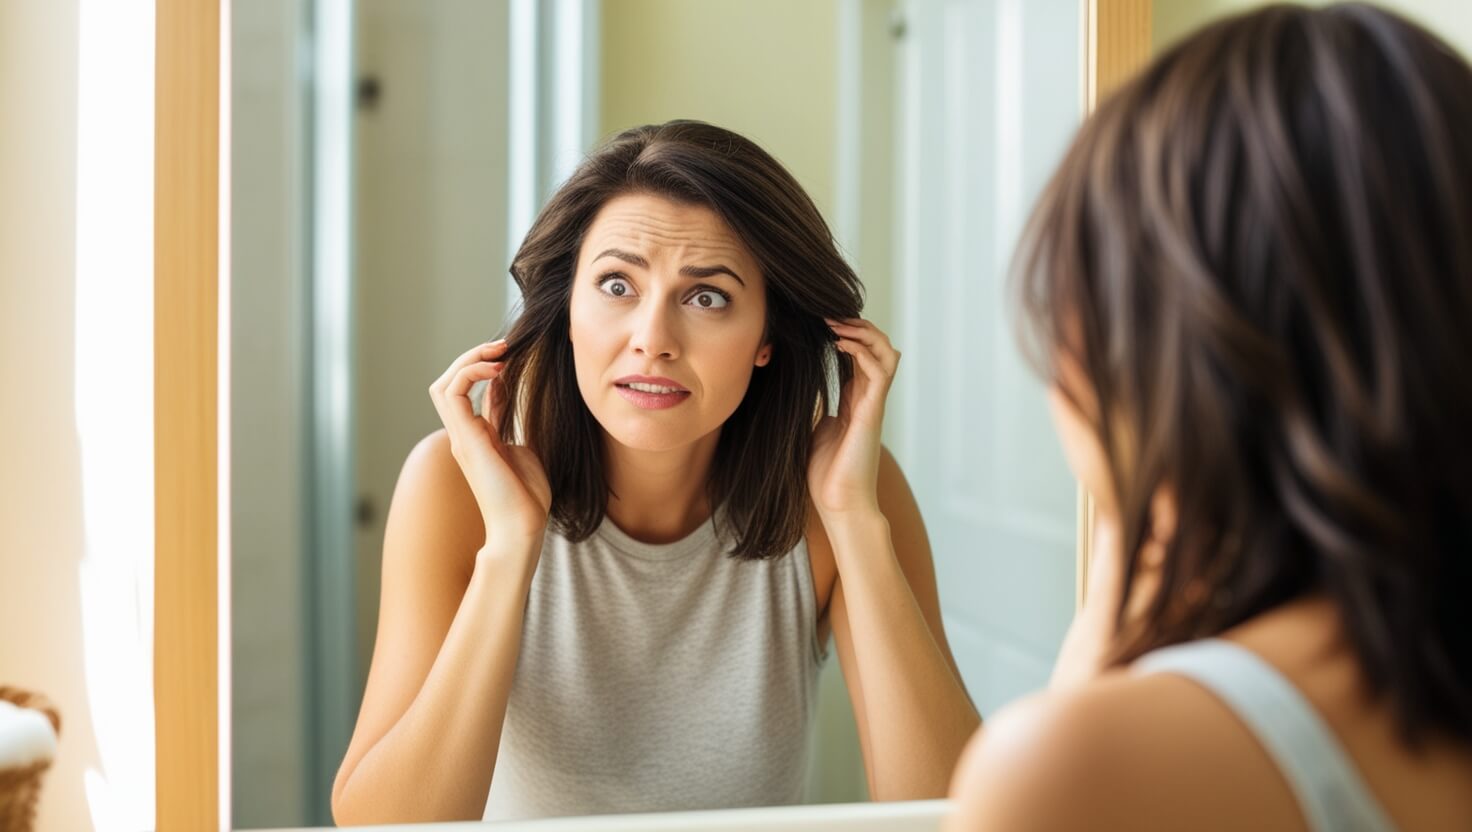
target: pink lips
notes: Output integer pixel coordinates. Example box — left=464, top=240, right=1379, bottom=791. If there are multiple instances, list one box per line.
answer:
left=613, top=375, right=691, bottom=410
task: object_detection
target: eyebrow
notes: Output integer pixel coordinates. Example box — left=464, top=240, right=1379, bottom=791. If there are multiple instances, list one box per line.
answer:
left=593, top=248, right=746, bottom=288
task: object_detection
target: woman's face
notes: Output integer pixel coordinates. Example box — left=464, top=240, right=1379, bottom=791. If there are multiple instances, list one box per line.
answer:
left=568, top=192, right=772, bottom=453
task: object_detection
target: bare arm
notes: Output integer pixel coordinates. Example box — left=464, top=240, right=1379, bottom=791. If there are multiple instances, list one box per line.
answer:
left=824, top=449, right=979, bottom=800
left=809, top=318, right=980, bottom=801
left=332, top=340, right=551, bottom=824
left=329, top=431, right=532, bottom=823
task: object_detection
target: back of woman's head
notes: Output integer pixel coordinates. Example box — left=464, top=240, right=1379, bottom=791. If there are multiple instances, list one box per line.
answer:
left=1016, top=3, right=1472, bottom=743
left=499, top=120, right=863, bottom=560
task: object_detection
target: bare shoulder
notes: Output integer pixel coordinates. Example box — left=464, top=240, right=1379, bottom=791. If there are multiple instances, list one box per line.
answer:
left=333, top=429, right=491, bottom=811
left=946, top=677, right=1157, bottom=831
left=946, top=671, right=1302, bottom=832
left=385, top=428, right=486, bottom=577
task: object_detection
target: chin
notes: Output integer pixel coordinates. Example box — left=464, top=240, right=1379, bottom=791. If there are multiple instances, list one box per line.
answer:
left=600, top=416, right=703, bottom=453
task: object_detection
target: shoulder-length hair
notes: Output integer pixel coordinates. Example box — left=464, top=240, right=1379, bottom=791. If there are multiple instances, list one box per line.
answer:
left=1016, top=4, right=1472, bottom=743
left=496, top=121, right=863, bottom=560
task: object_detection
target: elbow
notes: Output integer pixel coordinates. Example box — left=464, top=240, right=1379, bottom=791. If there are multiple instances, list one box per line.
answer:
left=330, top=762, right=363, bottom=826
left=329, top=762, right=487, bottom=825
left=330, top=786, right=353, bottom=827
left=331, top=791, right=374, bottom=828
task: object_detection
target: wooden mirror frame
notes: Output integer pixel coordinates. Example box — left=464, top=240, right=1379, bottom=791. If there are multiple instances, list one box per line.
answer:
left=153, top=1, right=1151, bottom=826
left=155, top=0, right=223, bottom=828
left=1077, top=0, right=1152, bottom=605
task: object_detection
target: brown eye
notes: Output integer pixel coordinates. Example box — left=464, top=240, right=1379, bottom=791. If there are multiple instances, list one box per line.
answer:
left=687, top=289, right=729, bottom=310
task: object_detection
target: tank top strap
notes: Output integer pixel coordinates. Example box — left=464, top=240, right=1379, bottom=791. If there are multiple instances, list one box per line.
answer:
left=1136, top=638, right=1396, bottom=832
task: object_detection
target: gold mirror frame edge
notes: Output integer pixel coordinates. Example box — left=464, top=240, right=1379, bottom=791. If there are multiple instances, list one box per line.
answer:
left=1078, top=0, right=1152, bottom=607
left=153, top=1, right=1151, bottom=826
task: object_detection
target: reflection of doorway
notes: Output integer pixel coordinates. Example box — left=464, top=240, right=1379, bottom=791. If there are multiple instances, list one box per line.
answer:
left=889, top=0, right=1083, bottom=716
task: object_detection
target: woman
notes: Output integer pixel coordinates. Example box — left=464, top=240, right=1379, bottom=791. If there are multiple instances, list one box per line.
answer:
left=330, top=121, right=980, bottom=823
left=950, top=5, right=1472, bottom=830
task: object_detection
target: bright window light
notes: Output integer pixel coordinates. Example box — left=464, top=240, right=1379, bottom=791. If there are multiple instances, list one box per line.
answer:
left=73, top=0, right=157, bottom=828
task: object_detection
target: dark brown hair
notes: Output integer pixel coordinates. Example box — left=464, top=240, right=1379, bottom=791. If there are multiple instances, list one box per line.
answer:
left=496, top=121, right=862, bottom=560
left=1016, top=4, right=1472, bottom=743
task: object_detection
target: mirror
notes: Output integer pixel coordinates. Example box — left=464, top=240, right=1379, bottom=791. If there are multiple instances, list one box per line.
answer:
left=228, top=0, right=1091, bottom=826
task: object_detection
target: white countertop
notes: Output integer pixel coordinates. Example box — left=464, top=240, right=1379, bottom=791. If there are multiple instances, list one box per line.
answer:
left=268, top=799, right=951, bottom=831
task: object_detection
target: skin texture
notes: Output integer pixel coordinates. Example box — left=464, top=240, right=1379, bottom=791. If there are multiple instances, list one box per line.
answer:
left=568, top=195, right=770, bottom=539
left=330, top=194, right=979, bottom=823
left=943, top=372, right=1472, bottom=831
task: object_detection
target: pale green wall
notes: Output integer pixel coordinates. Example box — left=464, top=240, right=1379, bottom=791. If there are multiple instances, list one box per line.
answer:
left=596, top=0, right=903, bottom=348
left=1155, top=0, right=1472, bottom=57
left=599, top=0, right=839, bottom=222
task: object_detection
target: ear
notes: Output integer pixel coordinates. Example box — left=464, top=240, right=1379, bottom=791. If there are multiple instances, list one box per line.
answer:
left=755, top=343, right=773, bottom=367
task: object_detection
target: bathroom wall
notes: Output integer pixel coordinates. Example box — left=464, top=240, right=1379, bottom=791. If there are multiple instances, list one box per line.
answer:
left=2, top=0, right=155, bottom=829
left=597, top=0, right=899, bottom=342
left=600, top=1, right=840, bottom=220
left=0, top=3, right=96, bottom=829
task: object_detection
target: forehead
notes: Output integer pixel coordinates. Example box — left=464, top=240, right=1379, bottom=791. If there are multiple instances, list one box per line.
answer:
left=579, top=193, right=755, bottom=268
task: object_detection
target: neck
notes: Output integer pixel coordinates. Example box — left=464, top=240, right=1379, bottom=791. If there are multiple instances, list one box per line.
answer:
left=602, top=428, right=721, bottom=544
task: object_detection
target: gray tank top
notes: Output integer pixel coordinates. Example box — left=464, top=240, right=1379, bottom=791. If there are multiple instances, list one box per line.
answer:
left=481, top=510, right=826, bottom=821
left=1136, top=639, right=1397, bottom=832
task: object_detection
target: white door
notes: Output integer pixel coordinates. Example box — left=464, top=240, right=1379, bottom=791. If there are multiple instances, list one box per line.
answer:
left=890, top=0, right=1085, bottom=715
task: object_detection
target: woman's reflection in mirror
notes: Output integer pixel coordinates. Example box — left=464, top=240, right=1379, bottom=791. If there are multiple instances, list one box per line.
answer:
left=331, top=121, right=980, bottom=824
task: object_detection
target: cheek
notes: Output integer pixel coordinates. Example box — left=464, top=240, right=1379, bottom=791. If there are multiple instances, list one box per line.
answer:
left=692, top=313, right=766, bottom=401
left=568, top=288, right=610, bottom=341
left=700, top=347, right=757, bottom=409
left=568, top=293, right=619, bottom=389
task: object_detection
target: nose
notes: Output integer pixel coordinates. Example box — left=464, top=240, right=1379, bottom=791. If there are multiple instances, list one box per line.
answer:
left=628, top=299, right=680, bottom=360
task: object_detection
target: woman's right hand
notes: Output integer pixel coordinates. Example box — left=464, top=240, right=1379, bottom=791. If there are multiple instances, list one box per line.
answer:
left=427, top=339, right=551, bottom=552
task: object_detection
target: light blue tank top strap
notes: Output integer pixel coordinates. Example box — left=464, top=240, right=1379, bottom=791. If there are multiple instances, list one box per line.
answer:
left=1135, top=638, right=1397, bottom=832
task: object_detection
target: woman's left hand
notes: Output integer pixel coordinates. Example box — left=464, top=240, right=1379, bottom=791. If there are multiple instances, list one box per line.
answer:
left=808, top=318, right=901, bottom=519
